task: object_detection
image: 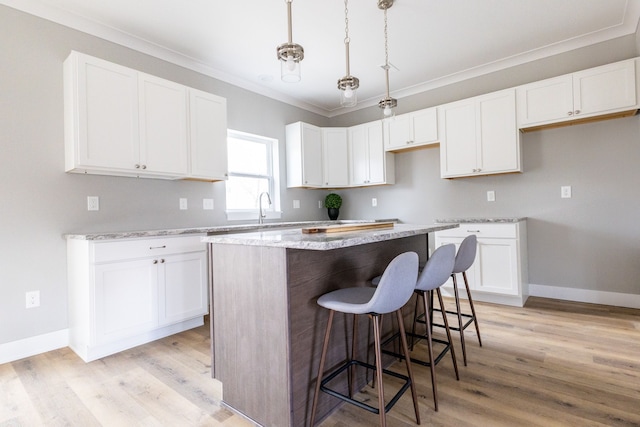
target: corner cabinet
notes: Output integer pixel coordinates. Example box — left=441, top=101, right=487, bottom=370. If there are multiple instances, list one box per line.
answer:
left=439, top=89, right=521, bottom=178
left=517, top=58, right=640, bottom=129
left=67, top=235, right=208, bottom=362
left=64, top=51, right=227, bottom=181
left=435, top=221, right=528, bottom=307
left=384, top=107, right=439, bottom=152
left=349, top=120, right=395, bottom=186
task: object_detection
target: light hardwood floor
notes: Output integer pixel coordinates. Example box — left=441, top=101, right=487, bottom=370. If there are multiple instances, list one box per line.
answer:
left=1, top=297, right=639, bottom=426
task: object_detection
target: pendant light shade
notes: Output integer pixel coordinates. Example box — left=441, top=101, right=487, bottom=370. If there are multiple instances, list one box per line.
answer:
left=378, top=0, right=397, bottom=118
left=277, top=0, right=304, bottom=82
left=337, top=0, right=359, bottom=107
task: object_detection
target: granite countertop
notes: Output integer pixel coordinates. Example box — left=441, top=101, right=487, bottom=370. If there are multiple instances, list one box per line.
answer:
left=203, top=223, right=459, bottom=251
left=436, top=217, right=526, bottom=224
left=63, top=219, right=399, bottom=240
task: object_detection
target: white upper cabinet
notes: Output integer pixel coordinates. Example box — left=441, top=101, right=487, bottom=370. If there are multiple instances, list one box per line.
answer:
left=138, top=73, right=188, bottom=177
left=285, top=122, right=324, bottom=188
left=322, top=128, right=349, bottom=187
left=64, top=52, right=140, bottom=173
left=64, top=51, right=227, bottom=180
left=517, top=58, right=639, bottom=129
left=385, top=107, right=439, bottom=152
left=188, top=88, right=228, bottom=181
left=349, top=120, right=394, bottom=186
left=440, top=89, right=520, bottom=178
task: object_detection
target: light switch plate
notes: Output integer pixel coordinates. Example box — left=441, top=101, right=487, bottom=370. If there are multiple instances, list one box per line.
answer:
left=561, top=186, right=572, bottom=199
left=179, top=198, right=188, bottom=210
left=293, top=200, right=300, bottom=209
left=372, top=198, right=378, bottom=207
left=487, top=191, right=495, bottom=202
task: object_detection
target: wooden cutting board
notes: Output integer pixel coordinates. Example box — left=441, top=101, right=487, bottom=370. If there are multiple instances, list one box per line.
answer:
left=301, top=222, right=394, bottom=234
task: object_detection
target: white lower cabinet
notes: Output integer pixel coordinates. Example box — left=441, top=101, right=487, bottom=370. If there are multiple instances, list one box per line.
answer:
left=68, top=235, right=208, bottom=362
left=435, top=221, right=528, bottom=307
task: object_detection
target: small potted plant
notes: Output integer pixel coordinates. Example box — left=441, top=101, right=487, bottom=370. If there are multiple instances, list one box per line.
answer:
left=324, top=193, right=342, bottom=220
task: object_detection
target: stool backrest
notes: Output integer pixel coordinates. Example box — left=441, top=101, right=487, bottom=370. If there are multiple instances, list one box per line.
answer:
left=366, top=251, right=419, bottom=314
left=416, top=244, right=456, bottom=292
left=453, top=234, right=477, bottom=274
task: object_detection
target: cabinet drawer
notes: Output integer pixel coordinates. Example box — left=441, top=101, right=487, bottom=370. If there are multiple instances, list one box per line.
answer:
left=92, top=235, right=205, bottom=263
left=436, top=223, right=517, bottom=239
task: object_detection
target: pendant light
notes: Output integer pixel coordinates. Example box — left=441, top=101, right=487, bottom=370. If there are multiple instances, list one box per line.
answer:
left=277, top=0, right=304, bottom=83
left=337, top=0, right=359, bottom=107
left=378, top=0, right=397, bottom=118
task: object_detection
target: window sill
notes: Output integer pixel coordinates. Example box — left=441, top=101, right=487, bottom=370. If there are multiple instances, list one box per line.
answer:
left=226, top=210, right=283, bottom=222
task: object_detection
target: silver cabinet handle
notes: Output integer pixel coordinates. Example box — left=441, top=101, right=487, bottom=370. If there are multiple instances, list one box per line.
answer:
left=574, top=109, right=581, bottom=115
left=160, top=259, right=165, bottom=263
left=466, top=229, right=480, bottom=233
left=567, top=111, right=573, bottom=116
left=153, top=259, right=158, bottom=264
left=135, top=164, right=141, bottom=169
left=149, top=245, right=167, bottom=250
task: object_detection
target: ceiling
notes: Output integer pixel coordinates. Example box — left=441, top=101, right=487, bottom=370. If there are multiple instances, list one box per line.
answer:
left=3, top=0, right=640, bottom=116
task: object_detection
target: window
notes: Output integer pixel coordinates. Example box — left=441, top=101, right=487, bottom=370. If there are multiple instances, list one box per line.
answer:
left=226, top=130, right=280, bottom=221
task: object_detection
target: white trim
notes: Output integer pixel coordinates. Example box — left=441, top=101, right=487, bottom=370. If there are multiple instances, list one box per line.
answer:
left=0, top=329, right=68, bottom=364
left=529, top=284, right=640, bottom=309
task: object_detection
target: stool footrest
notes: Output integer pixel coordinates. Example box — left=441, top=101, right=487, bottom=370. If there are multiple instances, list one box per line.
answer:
left=429, top=309, right=475, bottom=332
left=381, top=331, right=453, bottom=367
left=320, top=359, right=411, bottom=415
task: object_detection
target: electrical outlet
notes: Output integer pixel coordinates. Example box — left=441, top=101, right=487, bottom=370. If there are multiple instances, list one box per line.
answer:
left=561, top=186, right=572, bottom=199
left=87, top=196, right=99, bottom=211
left=293, top=200, right=300, bottom=209
left=179, top=198, right=188, bottom=210
left=372, top=198, right=378, bottom=207
left=318, top=200, right=323, bottom=209
left=203, top=199, right=214, bottom=210
left=487, top=190, right=495, bottom=202
left=26, top=291, right=40, bottom=308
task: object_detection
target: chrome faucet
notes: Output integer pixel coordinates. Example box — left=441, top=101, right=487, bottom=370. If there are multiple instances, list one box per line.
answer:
left=258, top=192, right=272, bottom=224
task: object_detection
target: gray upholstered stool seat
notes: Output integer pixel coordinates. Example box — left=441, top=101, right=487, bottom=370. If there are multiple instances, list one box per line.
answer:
left=432, top=234, right=482, bottom=365
left=309, top=252, right=421, bottom=427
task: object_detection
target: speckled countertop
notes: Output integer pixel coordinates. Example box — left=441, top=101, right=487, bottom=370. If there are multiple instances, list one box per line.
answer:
left=436, top=217, right=526, bottom=224
left=63, top=219, right=400, bottom=240
left=203, top=223, right=458, bottom=251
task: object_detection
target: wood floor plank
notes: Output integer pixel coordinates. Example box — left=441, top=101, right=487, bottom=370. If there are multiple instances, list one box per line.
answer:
left=1, top=297, right=638, bottom=426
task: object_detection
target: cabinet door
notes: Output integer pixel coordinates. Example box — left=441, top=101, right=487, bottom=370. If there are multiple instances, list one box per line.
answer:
left=349, top=124, right=369, bottom=185
left=573, top=59, right=637, bottom=116
left=159, top=251, right=208, bottom=326
left=440, top=100, right=477, bottom=177
left=322, top=128, right=349, bottom=187
left=67, top=53, right=140, bottom=171
left=410, top=107, right=439, bottom=145
left=189, top=89, right=228, bottom=181
left=516, top=75, right=573, bottom=126
left=475, top=238, right=519, bottom=295
left=138, top=73, right=189, bottom=176
left=94, top=259, right=159, bottom=345
left=478, top=90, right=520, bottom=174
left=365, top=121, right=386, bottom=184
left=386, top=113, right=411, bottom=150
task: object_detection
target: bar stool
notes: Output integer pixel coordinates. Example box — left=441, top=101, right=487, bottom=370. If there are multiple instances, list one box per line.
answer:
left=309, top=252, right=421, bottom=427
left=433, top=234, right=482, bottom=366
left=409, top=243, right=460, bottom=410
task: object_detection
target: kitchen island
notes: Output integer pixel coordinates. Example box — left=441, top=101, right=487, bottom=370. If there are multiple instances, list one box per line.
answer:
left=204, top=223, right=457, bottom=427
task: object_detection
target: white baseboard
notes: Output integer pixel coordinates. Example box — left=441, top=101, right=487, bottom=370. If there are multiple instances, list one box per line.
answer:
left=0, top=329, right=69, bottom=365
left=529, top=284, right=640, bottom=309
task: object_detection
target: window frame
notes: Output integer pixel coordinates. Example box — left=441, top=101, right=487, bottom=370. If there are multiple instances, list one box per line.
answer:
left=225, top=129, right=281, bottom=222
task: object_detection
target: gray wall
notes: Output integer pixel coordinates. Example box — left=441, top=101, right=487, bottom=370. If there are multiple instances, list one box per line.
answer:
left=0, top=5, right=329, bottom=345
left=1, top=4, right=639, bottom=347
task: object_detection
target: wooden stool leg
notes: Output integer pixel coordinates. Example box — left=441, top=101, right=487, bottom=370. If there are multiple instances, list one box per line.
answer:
left=436, top=288, right=459, bottom=380
left=463, top=271, right=482, bottom=347
left=396, top=309, right=421, bottom=424
left=310, top=310, right=335, bottom=427
left=452, top=274, right=467, bottom=366
left=371, top=314, right=386, bottom=427
left=421, top=291, right=438, bottom=411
